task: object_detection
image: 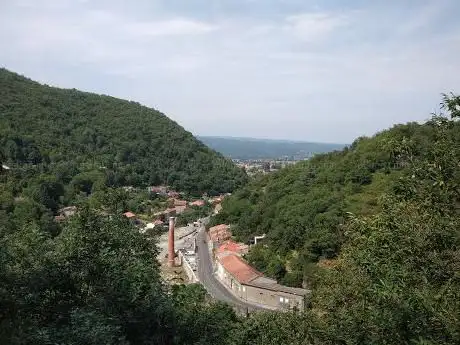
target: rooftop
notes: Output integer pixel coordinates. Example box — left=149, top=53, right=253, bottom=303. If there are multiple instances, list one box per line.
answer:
left=208, top=224, right=231, bottom=242
left=172, top=198, right=187, bottom=207
left=218, top=254, right=311, bottom=297
left=247, top=277, right=310, bottom=296
left=217, top=240, right=249, bottom=256
left=190, top=200, right=206, bottom=206
left=123, top=211, right=136, bottom=218
left=218, top=254, right=262, bottom=284
left=209, top=224, right=229, bottom=233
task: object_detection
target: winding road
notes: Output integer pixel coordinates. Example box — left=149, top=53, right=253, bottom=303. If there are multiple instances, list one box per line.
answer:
left=195, top=222, right=263, bottom=313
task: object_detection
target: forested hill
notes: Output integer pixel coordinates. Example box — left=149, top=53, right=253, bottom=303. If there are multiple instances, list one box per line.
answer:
left=211, top=105, right=460, bottom=287
left=0, top=68, right=247, bottom=195
left=198, top=136, right=344, bottom=160
left=1, top=79, right=459, bottom=344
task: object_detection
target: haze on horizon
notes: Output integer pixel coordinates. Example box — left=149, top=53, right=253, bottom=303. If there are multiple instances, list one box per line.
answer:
left=1, top=0, right=459, bottom=143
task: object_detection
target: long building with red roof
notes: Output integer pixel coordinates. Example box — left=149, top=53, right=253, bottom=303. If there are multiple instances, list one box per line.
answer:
left=216, top=240, right=249, bottom=257
left=216, top=254, right=310, bottom=311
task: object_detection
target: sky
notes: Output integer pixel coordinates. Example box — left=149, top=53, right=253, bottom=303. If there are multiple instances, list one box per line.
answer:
left=1, top=0, right=459, bottom=143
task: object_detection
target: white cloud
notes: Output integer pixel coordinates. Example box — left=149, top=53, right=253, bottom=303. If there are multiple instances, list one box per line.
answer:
left=126, top=18, right=217, bottom=37
left=398, top=0, right=452, bottom=36
left=284, top=12, right=348, bottom=42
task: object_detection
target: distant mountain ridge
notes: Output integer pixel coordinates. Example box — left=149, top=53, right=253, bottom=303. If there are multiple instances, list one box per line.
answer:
left=198, top=135, right=345, bottom=160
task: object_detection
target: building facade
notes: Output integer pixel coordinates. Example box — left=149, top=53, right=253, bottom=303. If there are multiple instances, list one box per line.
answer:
left=216, top=254, right=309, bottom=311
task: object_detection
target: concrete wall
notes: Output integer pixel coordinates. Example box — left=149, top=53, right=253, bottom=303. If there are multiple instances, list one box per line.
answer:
left=243, top=284, right=304, bottom=311
left=178, top=250, right=198, bottom=283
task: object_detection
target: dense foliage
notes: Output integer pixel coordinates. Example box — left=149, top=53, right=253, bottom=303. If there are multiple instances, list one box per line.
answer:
left=1, top=72, right=459, bottom=345
left=310, top=107, right=460, bottom=345
left=0, top=68, right=247, bottom=197
left=0, top=207, right=239, bottom=344
left=211, top=97, right=460, bottom=288
left=198, top=136, right=344, bottom=160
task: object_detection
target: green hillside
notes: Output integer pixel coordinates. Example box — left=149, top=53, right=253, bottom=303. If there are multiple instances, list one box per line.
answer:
left=211, top=105, right=460, bottom=287
left=0, top=68, right=247, bottom=196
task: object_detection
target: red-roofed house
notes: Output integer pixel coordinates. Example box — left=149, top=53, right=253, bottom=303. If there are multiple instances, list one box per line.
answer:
left=217, top=240, right=249, bottom=258
left=123, top=211, right=136, bottom=218
left=150, top=186, right=167, bottom=195
left=172, top=199, right=187, bottom=207
left=190, top=200, right=205, bottom=207
left=167, top=191, right=180, bottom=198
left=218, top=254, right=262, bottom=284
left=211, top=196, right=224, bottom=205
left=208, top=224, right=231, bottom=244
left=216, top=254, right=310, bottom=311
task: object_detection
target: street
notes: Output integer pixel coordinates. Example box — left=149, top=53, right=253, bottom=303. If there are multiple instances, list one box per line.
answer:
left=195, top=222, right=263, bottom=313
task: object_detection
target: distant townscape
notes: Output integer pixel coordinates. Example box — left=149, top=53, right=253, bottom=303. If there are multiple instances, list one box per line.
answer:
left=198, top=136, right=345, bottom=161
left=199, top=136, right=345, bottom=176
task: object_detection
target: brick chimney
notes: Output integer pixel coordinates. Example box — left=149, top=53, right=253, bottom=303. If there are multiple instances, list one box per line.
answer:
left=168, top=217, right=175, bottom=267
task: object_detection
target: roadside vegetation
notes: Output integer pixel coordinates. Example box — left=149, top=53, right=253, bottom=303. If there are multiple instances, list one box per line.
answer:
left=1, top=67, right=459, bottom=345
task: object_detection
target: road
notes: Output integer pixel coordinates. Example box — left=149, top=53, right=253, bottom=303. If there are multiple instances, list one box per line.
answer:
left=195, top=222, right=263, bottom=313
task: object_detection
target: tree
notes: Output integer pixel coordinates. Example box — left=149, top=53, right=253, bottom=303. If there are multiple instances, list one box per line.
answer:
left=25, top=177, right=64, bottom=213
left=230, top=311, right=320, bottom=345
left=262, top=162, right=271, bottom=172
left=171, top=284, right=238, bottom=345
left=311, top=96, right=460, bottom=345
left=0, top=208, right=175, bottom=344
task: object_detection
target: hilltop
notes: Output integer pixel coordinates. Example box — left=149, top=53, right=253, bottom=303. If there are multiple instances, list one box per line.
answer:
left=0, top=68, right=247, bottom=196
left=198, top=135, right=344, bottom=160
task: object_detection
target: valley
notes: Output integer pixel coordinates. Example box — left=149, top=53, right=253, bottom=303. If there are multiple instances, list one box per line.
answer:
left=1, top=69, right=459, bottom=345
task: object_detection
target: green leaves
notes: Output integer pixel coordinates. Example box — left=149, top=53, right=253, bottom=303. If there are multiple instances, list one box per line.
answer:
left=230, top=311, right=320, bottom=345
left=441, top=93, right=460, bottom=119
left=0, top=68, right=247, bottom=196
left=310, top=105, right=460, bottom=344
left=171, top=284, right=239, bottom=345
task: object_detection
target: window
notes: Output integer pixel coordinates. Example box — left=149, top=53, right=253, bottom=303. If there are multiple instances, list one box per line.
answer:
left=285, top=298, right=289, bottom=303
left=279, top=297, right=284, bottom=303
left=242, top=286, right=246, bottom=292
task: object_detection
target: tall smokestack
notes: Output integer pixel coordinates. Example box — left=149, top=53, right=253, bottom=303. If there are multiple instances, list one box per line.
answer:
left=168, top=217, right=175, bottom=267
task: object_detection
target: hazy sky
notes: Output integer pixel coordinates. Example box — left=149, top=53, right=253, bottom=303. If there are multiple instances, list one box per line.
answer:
left=1, top=0, right=459, bottom=143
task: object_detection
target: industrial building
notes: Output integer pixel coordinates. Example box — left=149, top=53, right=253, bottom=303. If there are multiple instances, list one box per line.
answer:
left=216, top=254, right=310, bottom=311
